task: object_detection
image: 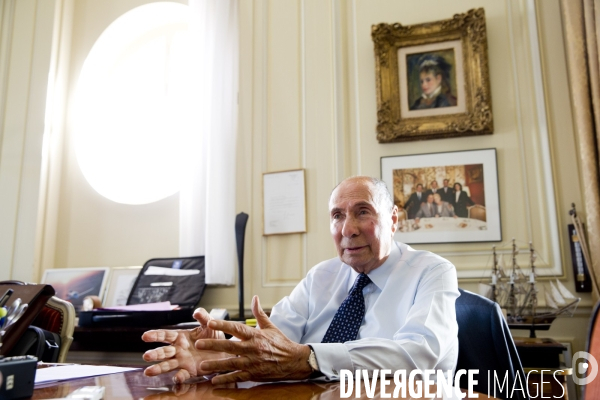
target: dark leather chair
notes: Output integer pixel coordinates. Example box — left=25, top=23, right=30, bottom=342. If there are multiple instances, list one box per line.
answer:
left=455, top=289, right=529, bottom=400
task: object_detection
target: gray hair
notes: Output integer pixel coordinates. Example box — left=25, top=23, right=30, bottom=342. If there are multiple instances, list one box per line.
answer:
left=331, top=176, right=394, bottom=214
left=369, top=177, right=394, bottom=214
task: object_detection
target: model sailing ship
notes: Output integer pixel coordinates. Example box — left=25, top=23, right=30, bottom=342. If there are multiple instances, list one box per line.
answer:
left=485, top=239, right=580, bottom=338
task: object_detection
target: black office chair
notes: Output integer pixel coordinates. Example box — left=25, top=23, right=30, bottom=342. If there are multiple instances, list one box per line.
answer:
left=455, top=289, right=529, bottom=400
left=235, top=212, right=249, bottom=320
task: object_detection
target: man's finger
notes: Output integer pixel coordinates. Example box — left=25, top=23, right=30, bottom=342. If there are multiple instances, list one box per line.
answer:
left=211, top=370, right=253, bottom=385
left=192, top=308, right=212, bottom=325
left=143, top=358, right=180, bottom=376
left=143, top=346, right=176, bottom=362
left=252, top=295, right=274, bottom=330
left=142, top=330, right=180, bottom=344
left=207, top=320, right=254, bottom=340
left=195, top=339, right=248, bottom=354
left=172, top=369, right=192, bottom=385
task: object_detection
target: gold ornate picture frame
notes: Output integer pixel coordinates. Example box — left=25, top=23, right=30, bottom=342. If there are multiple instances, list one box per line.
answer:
left=372, top=8, right=493, bottom=143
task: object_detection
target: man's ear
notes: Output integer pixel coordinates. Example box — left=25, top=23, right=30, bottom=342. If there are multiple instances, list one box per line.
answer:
left=390, top=205, right=399, bottom=234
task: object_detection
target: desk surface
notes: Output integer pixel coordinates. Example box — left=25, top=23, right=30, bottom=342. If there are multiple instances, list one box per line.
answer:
left=32, top=368, right=500, bottom=399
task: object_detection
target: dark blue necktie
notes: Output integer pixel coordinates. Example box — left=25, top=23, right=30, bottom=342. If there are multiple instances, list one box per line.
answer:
left=321, top=273, right=372, bottom=343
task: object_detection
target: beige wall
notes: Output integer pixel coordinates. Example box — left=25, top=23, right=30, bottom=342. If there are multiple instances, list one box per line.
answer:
left=0, top=0, right=593, bottom=354
left=0, top=0, right=57, bottom=282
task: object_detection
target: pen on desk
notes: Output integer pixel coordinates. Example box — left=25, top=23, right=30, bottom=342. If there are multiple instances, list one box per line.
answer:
left=0, top=289, right=13, bottom=307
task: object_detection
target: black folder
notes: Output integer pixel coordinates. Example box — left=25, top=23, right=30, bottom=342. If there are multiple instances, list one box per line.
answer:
left=78, top=256, right=206, bottom=328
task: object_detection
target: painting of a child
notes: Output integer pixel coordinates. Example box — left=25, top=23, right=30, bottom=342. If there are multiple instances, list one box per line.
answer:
left=407, top=51, right=458, bottom=110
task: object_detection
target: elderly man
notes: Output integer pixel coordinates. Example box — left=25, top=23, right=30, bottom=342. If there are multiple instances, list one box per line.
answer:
left=433, top=193, right=456, bottom=218
left=141, top=176, right=459, bottom=385
left=415, top=193, right=436, bottom=220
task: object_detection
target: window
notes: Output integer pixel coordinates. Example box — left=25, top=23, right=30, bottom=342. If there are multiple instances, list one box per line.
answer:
left=74, top=2, right=196, bottom=205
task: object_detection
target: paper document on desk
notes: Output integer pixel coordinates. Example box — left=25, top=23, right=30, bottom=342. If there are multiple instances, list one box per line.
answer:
left=34, top=365, right=139, bottom=385
left=144, top=266, right=200, bottom=276
left=97, top=301, right=178, bottom=311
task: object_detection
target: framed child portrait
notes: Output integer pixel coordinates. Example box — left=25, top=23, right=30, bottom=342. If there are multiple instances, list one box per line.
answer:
left=372, top=8, right=493, bottom=142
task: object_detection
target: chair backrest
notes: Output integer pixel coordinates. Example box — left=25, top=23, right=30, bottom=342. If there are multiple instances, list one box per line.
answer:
left=455, top=289, right=529, bottom=400
left=32, top=296, right=76, bottom=363
left=235, top=212, right=249, bottom=320
left=398, top=208, right=407, bottom=222
left=584, top=301, right=600, bottom=399
left=468, top=205, right=486, bottom=221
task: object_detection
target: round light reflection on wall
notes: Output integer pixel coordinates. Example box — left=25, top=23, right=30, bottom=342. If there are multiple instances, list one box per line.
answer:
left=74, top=2, right=196, bottom=205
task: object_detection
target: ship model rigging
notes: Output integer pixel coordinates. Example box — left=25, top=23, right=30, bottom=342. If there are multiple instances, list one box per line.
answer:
left=486, top=239, right=580, bottom=338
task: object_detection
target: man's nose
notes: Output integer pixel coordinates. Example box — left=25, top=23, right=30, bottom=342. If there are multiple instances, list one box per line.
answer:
left=341, top=216, right=359, bottom=237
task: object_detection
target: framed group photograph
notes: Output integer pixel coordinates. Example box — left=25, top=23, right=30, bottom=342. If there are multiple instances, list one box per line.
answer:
left=41, top=267, right=110, bottom=312
left=372, top=8, right=493, bottom=142
left=381, top=148, right=501, bottom=244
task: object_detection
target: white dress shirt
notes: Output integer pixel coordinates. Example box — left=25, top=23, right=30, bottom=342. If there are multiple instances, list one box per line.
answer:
left=269, top=241, right=459, bottom=381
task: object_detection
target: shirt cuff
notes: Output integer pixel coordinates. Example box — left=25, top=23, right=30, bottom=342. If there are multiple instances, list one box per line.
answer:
left=307, top=342, right=353, bottom=381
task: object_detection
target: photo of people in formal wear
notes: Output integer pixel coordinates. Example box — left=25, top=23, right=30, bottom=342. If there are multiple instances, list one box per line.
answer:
left=407, top=50, right=458, bottom=111
left=392, top=163, right=487, bottom=234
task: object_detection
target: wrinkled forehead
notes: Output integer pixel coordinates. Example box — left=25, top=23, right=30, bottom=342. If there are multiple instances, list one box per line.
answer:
left=329, top=179, right=377, bottom=210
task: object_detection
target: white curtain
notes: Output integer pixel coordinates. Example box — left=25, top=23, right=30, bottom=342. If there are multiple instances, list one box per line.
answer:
left=180, top=0, right=239, bottom=285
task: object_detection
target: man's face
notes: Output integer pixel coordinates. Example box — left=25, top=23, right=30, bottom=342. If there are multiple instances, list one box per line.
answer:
left=329, top=178, right=398, bottom=274
left=434, top=194, right=442, bottom=204
left=427, top=194, right=434, bottom=204
left=443, top=179, right=449, bottom=187
left=431, top=181, right=438, bottom=189
left=416, top=185, right=423, bottom=193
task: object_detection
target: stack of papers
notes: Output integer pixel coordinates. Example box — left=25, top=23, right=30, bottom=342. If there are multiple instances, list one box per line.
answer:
left=35, top=365, right=139, bottom=385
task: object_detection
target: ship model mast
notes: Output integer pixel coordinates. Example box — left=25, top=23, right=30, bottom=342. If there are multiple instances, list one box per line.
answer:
left=517, top=242, right=538, bottom=318
left=507, top=238, right=518, bottom=319
left=488, top=239, right=581, bottom=338
left=491, top=246, right=498, bottom=303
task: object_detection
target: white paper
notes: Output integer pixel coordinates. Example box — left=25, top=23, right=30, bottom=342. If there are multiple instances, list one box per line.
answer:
left=144, top=266, right=200, bottom=276
left=110, top=273, right=139, bottom=306
left=263, top=170, right=306, bottom=235
left=34, top=365, right=139, bottom=385
left=98, top=301, right=177, bottom=311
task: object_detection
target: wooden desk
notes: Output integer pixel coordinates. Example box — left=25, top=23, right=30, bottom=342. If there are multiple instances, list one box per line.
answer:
left=32, top=369, right=500, bottom=399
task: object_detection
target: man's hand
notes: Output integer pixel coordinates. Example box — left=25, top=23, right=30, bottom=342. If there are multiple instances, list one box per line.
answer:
left=196, top=295, right=313, bottom=384
left=141, top=308, right=231, bottom=383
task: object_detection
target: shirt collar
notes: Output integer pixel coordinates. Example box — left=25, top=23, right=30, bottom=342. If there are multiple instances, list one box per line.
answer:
left=346, top=241, right=402, bottom=293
